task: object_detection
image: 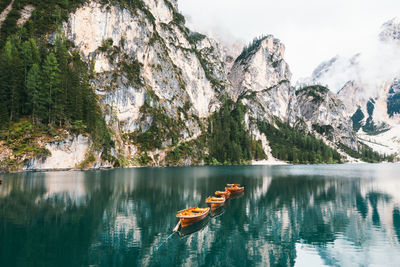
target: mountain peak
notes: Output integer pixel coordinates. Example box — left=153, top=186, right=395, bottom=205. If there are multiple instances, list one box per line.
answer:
left=379, top=17, right=400, bottom=42
left=234, top=35, right=285, bottom=63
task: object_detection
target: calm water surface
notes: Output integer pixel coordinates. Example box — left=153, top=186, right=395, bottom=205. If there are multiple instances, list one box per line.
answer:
left=1, top=164, right=400, bottom=266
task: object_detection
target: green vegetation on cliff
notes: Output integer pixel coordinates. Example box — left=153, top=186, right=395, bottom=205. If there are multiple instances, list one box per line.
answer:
left=206, top=98, right=266, bottom=165
left=0, top=0, right=12, bottom=14
left=258, top=120, right=342, bottom=164
left=351, top=107, right=364, bottom=132
left=0, top=37, right=116, bottom=170
left=338, top=143, right=395, bottom=163
left=235, top=36, right=267, bottom=63
left=0, top=0, right=88, bottom=48
left=0, top=33, right=113, bottom=155
left=387, top=92, right=400, bottom=117
left=296, top=85, right=329, bottom=104
left=0, top=0, right=117, bottom=168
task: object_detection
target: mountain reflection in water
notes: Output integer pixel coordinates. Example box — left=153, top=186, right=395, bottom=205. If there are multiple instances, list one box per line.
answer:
left=0, top=164, right=400, bottom=266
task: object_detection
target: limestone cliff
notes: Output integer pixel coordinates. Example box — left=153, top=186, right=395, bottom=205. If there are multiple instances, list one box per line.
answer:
left=0, top=0, right=375, bottom=171
left=60, top=0, right=229, bottom=166
left=227, top=36, right=358, bottom=154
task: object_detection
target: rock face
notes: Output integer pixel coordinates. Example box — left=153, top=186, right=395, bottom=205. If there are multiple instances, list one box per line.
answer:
left=337, top=81, right=367, bottom=115
left=294, top=86, right=357, bottom=149
left=24, top=135, right=92, bottom=170
left=0, top=0, right=14, bottom=29
left=302, top=18, right=400, bottom=157
left=62, top=0, right=228, bottom=165
left=308, top=18, right=400, bottom=112
left=61, top=1, right=362, bottom=165
left=16, top=4, right=34, bottom=26
left=228, top=36, right=294, bottom=122
left=227, top=36, right=358, bottom=152
left=1, top=0, right=376, bottom=171
left=380, top=17, right=400, bottom=43
left=227, top=36, right=297, bottom=154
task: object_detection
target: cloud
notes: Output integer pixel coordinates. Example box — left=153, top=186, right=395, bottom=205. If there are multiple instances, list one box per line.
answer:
left=311, top=36, right=400, bottom=95
left=178, top=0, right=400, bottom=82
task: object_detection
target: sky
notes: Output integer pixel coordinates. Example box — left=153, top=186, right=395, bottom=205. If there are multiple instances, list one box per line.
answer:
left=178, top=0, right=400, bottom=82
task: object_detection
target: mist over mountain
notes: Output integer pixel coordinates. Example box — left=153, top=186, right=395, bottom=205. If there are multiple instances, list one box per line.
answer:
left=300, top=17, right=400, bottom=156
left=0, top=0, right=397, bottom=172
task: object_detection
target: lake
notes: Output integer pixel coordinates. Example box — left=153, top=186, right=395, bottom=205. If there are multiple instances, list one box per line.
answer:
left=1, top=164, right=400, bottom=266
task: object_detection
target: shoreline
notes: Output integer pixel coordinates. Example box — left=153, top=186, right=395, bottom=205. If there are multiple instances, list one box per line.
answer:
left=1, top=160, right=398, bottom=174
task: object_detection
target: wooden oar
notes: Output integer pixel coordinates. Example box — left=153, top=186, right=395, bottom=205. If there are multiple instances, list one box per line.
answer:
left=173, top=220, right=180, bottom=232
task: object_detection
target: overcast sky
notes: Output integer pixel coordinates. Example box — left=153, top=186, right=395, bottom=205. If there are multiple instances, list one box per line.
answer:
left=179, top=0, right=400, bottom=82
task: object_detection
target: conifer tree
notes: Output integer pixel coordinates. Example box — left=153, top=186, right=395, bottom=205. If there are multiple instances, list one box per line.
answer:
left=55, top=34, right=70, bottom=125
left=42, top=53, right=60, bottom=125
left=3, top=39, right=23, bottom=121
left=26, top=64, right=41, bottom=123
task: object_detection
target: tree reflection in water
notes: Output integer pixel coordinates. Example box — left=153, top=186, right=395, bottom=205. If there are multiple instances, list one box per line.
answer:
left=0, top=166, right=400, bottom=267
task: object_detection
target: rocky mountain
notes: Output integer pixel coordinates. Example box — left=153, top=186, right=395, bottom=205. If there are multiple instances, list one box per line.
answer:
left=0, top=0, right=388, bottom=172
left=228, top=36, right=357, bottom=155
left=304, top=18, right=400, bottom=156
left=380, top=17, right=400, bottom=43
left=61, top=0, right=232, bottom=166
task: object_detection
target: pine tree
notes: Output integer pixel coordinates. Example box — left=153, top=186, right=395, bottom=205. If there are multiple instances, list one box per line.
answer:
left=26, top=64, right=41, bottom=123
left=0, top=48, right=10, bottom=127
left=3, top=39, right=23, bottom=121
left=20, top=38, right=40, bottom=115
left=42, top=53, right=60, bottom=125
left=55, top=35, right=69, bottom=125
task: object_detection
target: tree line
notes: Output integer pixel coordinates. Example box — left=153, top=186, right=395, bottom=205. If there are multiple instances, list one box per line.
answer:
left=0, top=32, right=114, bottom=160
left=257, top=120, right=342, bottom=164
left=207, top=98, right=266, bottom=164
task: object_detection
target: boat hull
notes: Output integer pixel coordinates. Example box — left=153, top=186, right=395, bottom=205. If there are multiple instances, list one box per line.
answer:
left=209, top=202, right=224, bottom=210
left=178, top=216, right=210, bottom=237
left=215, top=191, right=230, bottom=199
left=225, top=186, right=244, bottom=194
left=177, top=208, right=210, bottom=228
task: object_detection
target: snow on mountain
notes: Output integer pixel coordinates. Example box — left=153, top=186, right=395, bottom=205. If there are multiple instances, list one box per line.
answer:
left=302, top=18, right=400, bottom=157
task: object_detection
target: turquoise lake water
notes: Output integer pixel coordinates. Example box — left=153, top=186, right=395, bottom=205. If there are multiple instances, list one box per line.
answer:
left=1, top=164, right=400, bottom=266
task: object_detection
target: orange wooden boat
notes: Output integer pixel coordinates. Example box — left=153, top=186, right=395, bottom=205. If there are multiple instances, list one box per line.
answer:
left=178, top=215, right=210, bottom=237
left=215, top=190, right=230, bottom=199
left=227, top=184, right=240, bottom=187
left=225, top=185, right=244, bottom=194
left=176, top=207, right=210, bottom=227
left=206, top=196, right=225, bottom=204
left=205, top=196, right=225, bottom=210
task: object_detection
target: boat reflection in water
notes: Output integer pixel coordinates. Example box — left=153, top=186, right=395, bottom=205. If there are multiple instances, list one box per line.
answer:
left=178, top=214, right=211, bottom=237
left=211, top=205, right=225, bottom=218
left=223, top=198, right=231, bottom=207
left=205, top=196, right=226, bottom=211
left=229, top=191, right=244, bottom=199
left=2, top=165, right=400, bottom=266
left=178, top=203, right=228, bottom=236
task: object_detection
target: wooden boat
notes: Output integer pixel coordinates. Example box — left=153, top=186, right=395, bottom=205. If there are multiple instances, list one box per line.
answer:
left=225, top=185, right=244, bottom=194
left=215, top=190, right=230, bottom=199
left=205, top=196, right=225, bottom=204
left=227, top=183, right=240, bottom=187
left=176, top=207, right=210, bottom=228
left=178, top=215, right=210, bottom=237
left=205, top=196, right=225, bottom=210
